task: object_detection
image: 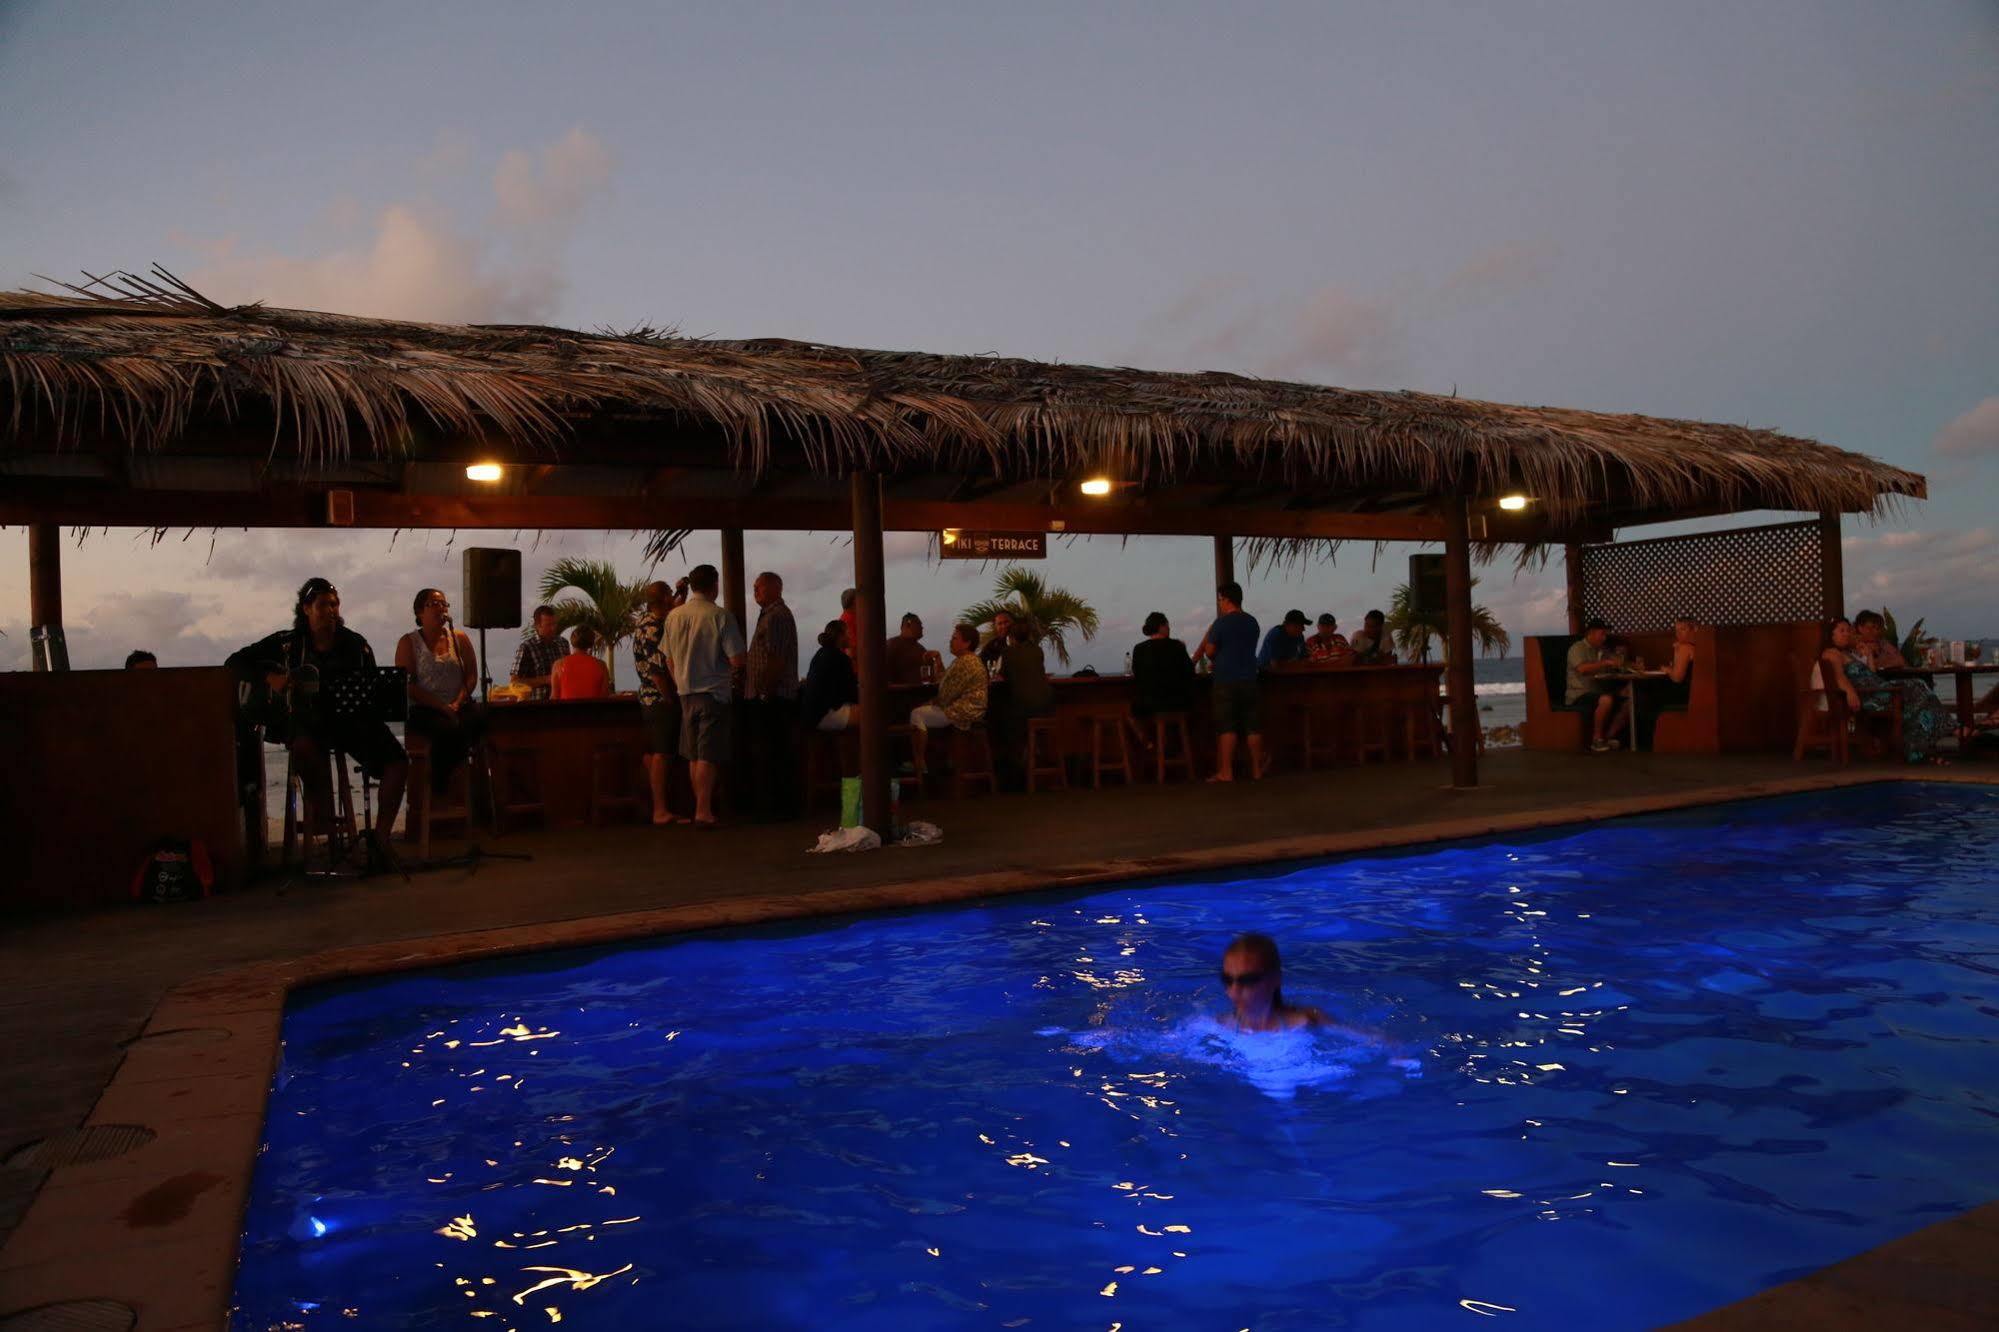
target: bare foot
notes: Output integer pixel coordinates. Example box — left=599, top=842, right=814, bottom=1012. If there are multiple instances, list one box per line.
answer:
left=652, top=811, right=683, bottom=826
left=1206, top=773, right=1233, bottom=783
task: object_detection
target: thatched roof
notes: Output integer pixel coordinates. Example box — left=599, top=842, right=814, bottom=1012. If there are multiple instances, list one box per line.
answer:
left=0, top=275, right=1924, bottom=528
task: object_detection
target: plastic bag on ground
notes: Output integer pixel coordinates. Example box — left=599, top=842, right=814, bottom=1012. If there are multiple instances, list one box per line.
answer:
left=809, top=826, right=881, bottom=854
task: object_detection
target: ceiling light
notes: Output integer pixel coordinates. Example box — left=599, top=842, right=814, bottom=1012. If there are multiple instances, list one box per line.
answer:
left=1498, top=494, right=1529, bottom=511
left=1080, top=477, right=1114, bottom=497
left=465, top=462, right=505, bottom=483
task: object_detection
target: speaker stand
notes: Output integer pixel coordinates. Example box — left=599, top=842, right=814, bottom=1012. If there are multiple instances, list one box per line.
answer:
left=478, top=626, right=492, bottom=704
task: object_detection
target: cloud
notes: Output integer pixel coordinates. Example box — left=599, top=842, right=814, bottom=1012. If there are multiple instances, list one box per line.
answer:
left=1265, top=285, right=1403, bottom=381
left=186, top=128, right=614, bottom=324
left=1840, top=525, right=1999, bottom=628
left=1933, top=397, right=1999, bottom=457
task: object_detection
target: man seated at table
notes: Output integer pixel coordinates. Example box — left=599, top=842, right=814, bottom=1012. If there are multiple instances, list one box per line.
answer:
left=549, top=625, right=612, bottom=700
left=886, top=612, right=943, bottom=685
left=1566, top=618, right=1630, bottom=753
left=1350, top=609, right=1397, bottom=664
left=1851, top=610, right=1906, bottom=670
left=510, top=603, right=571, bottom=700
left=979, top=609, right=1016, bottom=672
left=1258, top=609, right=1310, bottom=669
left=1132, top=612, right=1196, bottom=718
left=1306, top=614, right=1352, bottom=664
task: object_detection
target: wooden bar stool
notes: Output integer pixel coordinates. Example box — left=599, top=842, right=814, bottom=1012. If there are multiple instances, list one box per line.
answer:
left=1024, top=716, right=1067, bottom=793
left=589, top=743, right=645, bottom=826
left=803, top=727, right=858, bottom=811
left=1285, top=704, right=1342, bottom=771
left=1349, top=705, right=1393, bottom=763
left=950, top=725, right=997, bottom=799
left=886, top=722, right=926, bottom=789
left=406, top=734, right=474, bottom=859
left=1148, top=711, right=1198, bottom=784
left=491, top=746, right=546, bottom=833
left=282, top=747, right=356, bottom=867
left=1088, top=711, right=1136, bottom=789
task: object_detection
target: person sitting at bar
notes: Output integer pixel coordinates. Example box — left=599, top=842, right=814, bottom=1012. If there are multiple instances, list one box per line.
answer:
left=1195, top=580, right=1267, bottom=781
left=1306, top=614, right=1352, bottom=664
left=632, top=579, right=684, bottom=825
left=1131, top=612, right=1196, bottom=718
left=227, top=576, right=407, bottom=860
left=1566, top=618, right=1630, bottom=753
left=1851, top=610, right=1907, bottom=670
left=1349, top=609, right=1397, bottom=664
left=839, top=588, right=860, bottom=656
left=510, top=603, right=571, bottom=700
left=124, top=649, right=158, bottom=669
left=995, top=620, right=1052, bottom=780
left=908, top=623, right=988, bottom=765
left=1258, top=608, right=1310, bottom=669
left=801, top=620, right=859, bottom=730
left=886, top=612, right=942, bottom=686
left=549, top=625, right=611, bottom=700
left=396, top=588, right=485, bottom=796
left=979, top=609, right=1017, bottom=673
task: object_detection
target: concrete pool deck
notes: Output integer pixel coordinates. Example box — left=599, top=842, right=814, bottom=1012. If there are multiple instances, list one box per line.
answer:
left=1, top=752, right=1993, bottom=1329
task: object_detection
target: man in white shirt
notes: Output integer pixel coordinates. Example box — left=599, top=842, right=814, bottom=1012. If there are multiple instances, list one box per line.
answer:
left=664, top=563, right=746, bottom=826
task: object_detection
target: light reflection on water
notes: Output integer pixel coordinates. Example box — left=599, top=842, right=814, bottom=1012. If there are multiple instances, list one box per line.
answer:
left=234, top=784, right=1999, bottom=1330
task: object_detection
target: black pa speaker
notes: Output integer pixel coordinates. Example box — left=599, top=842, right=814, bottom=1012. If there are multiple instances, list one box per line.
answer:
left=1408, top=553, right=1447, bottom=617
left=462, top=547, right=522, bottom=629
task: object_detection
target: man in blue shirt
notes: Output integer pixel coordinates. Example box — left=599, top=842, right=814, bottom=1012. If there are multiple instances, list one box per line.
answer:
left=1258, top=608, right=1310, bottom=669
left=1194, top=580, right=1266, bottom=781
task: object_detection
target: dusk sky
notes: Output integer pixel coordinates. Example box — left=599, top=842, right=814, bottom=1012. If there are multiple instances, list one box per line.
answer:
left=3, top=1, right=1995, bottom=677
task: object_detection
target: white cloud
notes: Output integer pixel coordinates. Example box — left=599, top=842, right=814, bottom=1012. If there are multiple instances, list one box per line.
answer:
left=1933, top=397, right=1999, bottom=457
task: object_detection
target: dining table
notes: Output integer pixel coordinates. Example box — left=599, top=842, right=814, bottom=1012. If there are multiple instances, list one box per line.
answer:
left=1879, top=662, right=1997, bottom=741
left=1598, top=667, right=1673, bottom=751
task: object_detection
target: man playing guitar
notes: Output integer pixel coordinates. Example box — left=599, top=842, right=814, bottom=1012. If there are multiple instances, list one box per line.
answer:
left=227, top=577, right=408, bottom=866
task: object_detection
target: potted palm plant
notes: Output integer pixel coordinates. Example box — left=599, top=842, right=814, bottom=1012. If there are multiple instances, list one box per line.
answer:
left=535, top=557, right=648, bottom=684
left=1385, top=577, right=1511, bottom=662
left=959, top=567, right=1101, bottom=667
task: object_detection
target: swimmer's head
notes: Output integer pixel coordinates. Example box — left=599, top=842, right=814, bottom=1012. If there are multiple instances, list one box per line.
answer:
left=1222, top=932, right=1285, bottom=1020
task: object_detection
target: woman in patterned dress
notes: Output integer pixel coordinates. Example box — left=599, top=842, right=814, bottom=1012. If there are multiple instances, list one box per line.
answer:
left=1820, top=617, right=1950, bottom=764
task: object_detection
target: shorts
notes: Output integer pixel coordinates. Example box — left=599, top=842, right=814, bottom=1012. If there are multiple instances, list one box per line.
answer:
left=642, top=700, right=681, bottom=756
left=1211, top=680, right=1262, bottom=737
left=679, top=693, right=733, bottom=763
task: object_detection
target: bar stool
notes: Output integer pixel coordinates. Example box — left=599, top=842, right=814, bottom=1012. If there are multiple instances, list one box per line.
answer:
left=1398, top=702, right=1442, bottom=761
left=1024, top=716, right=1067, bottom=793
left=1284, top=704, right=1342, bottom=771
left=950, top=725, right=997, bottom=799
left=491, top=746, right=546, bottom=832
left=803, top=727, right=858, bottom=811
left=1349, top=705, right=1393, bottom=763
left=1147, top=711, right=1198, bottom=784
left=589, top=743, right=645, bottom=825
left=405, top=734, right=475, bottom=859
left=886, top=722, right=926, bottom=792
left=1088, top=711, right=1136, bottom=789
left=282, top=746, right=356, bottom=867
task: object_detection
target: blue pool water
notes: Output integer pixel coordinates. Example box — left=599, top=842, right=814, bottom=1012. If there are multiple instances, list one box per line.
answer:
left=233, top=784, right=1999, bottom=1330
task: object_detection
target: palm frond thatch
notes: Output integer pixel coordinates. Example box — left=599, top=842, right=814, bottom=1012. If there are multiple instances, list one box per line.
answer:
left=0, top=274, right=1925, bottom=529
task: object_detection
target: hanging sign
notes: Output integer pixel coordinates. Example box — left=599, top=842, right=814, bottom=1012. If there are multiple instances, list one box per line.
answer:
left=939, top=530, right=1047, bottom=560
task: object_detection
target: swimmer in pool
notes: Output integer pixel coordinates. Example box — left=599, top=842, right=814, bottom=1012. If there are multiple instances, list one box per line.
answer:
left=1219, top=933, right=1333, bottom=1033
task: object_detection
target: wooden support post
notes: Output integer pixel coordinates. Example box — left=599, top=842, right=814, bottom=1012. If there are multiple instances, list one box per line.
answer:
left=1213, top=535, right=1235, bottom=591
left=1564, top=541, right=1585, bottom=635
left=28, top=523, right=68, bottom=671
left=1817, top=510, right=1844, bottom=620
left=1444, top=498, right=1479, bottom=789
left=720, top=527, right=747, bottom=634
left=850, top=474, right=891, bottom=835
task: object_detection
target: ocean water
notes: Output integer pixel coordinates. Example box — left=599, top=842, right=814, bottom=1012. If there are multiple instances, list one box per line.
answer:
left=233, top=784, right=1999, bottom=1330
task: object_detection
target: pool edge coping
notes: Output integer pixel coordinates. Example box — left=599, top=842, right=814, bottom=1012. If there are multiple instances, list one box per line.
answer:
left=3, top=767, right=1994, bottom=1329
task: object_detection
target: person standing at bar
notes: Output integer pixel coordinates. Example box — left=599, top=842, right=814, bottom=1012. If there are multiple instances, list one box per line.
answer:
left=1350, top=609, right=1398, bottom=664
left=979, top=609, right=1017, bottom=673
left=632, top=580, right=683, bottom=825
left=1195, top=580, right=1266, bottom=781
left=665, top=563, right=746, bottom=828
left=509, top=604, right=570, bottom=700
left=744, top=570, right=800, bottom=820
left=549, top=625, right=611, bottom=700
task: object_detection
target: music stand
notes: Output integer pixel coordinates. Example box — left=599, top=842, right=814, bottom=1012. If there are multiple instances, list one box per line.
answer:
left=318, top=666, right=411, bottom=881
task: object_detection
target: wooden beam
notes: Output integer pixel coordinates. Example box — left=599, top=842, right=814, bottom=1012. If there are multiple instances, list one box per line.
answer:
left=1564, top=542, right=1585, bottom=635
left=1817, top=510, right=1844, bottom=620
left=1444, top=497, right=1479, bottom=789
left=1213, top=536, right=1235, bottom=592
left=850, top=474, right=890, bottom=837
left=0, top=481, right=1456, bottom=542
left=28, top=523, right=68, bottom=671
left=720, top=527, right=747, bottom=635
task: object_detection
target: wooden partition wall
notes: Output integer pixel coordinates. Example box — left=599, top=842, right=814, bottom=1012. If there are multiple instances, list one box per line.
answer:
left=0, top=667, right=245, bottom=912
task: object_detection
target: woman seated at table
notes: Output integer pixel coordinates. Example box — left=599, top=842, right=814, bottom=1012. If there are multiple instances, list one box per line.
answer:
left=1657, top=617, right=1697, bottom=706
left=549, top=625, right=612, bottom=700
left=396, top=588, right=485, bottom=793
left=909, top=624, right=989, bottom=764
left=801, top=620, right=859, bottom=731
left=1131, top=612, right=1196, bottom=716
left=1820, top=617, right=1949, bottom=764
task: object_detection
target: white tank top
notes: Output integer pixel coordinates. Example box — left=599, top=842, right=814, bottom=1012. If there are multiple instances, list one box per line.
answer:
left=402, top=630, right=464, bottom=700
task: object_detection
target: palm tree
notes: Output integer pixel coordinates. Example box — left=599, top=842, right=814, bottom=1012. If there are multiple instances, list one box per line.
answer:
left=1386, top=577, right=1511, bottom=663
left=959, top=566, right=1101, bottom=668
left=535, top=557, right=648, bottom=683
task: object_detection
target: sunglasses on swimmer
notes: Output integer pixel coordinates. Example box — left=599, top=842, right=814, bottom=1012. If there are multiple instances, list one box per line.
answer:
left=1219, top=969, right=1270, bottom=988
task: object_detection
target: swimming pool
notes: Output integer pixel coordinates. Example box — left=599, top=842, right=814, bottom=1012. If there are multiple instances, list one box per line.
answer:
left=232, top=784, right=1999, bottom=1329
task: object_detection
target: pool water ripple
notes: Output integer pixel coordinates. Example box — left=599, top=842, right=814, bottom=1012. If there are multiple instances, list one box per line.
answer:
left=234, top=784, right=1999, bottom=1330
